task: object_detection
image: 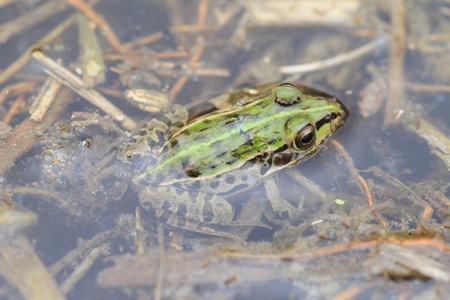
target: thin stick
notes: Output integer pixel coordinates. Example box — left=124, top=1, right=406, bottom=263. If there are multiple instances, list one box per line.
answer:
left=122, top=32, right=163, bottom=49
left=0, top=0, right=68, bottom=44
left=154, top=223, right=166, bottom=300
left=31, top=50, right=136, bottom=130
left=406, top=82, right=450, bottom=93
left=29, top=78, right=62, bottom=121
left=363, top=166, right=440, bottom=222
left=169, top=40, right=205, bottom=103
left=12, top=186, right=80, bottom=217
left=0, top=81, right=38, bottom=105
left=0, top=236, right=65, bottom=300
left=0, top=0, right=101, bottom=86
left=169, top=76, right=187, bottom=104
left=0, top=88, right=72, bottom=174
left=279, top=38, right=384, bottom=75
left=384, top=0, right=406, bottom=125
left=362, top=199, right=391, bottom=217
left=49, top=229, right=120, bottom=275
left=60, top=244, right=109, bottom=295
left=198, top=0, right=209, bottom=25
left=120, top=25, right=213, bottom=49
left=63, top=0, right=124, bottom=52
left=329, top=139, right=374, bottom=206
left=3, top=93, right=25, bottom=124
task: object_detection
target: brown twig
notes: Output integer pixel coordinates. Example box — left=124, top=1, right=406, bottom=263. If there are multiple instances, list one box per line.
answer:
left=60, top=244, right=109, bottom=295
left=198, top=0, right=209, bottom=25
left=279, top=39, right=385, bottom=75
left=49, top=229, right=121, bottom=276
left=362, top=199, right=391, bottom=217
left=0, top=88, right=72, bottom=175
left=120, top=23, right=213, bottom=50
left=31, top=50, right=136, bottom=130
left=63, top=0, right=124, bottom=52
left=0, top=82, right=38, bottom=105
left=2, top=93, right=26, bottom=124
left=363, top=166, right=442, bottom=224
left=0, top=0, right=68, bottom=44
left=169, top=40, right=205, bottom=103
left=0, top=0, right=101, bottom=86
left=29, top=78, right=62, bottom=121
left=406, top=82, right=450, bottom=93
left=154, top=223, right=166, bottom=300
left=330, top=139, right=386, bottom=226
left=168, top=76, right=187, bottom=104
left=384, top=0, right=407, bottom=125
left=0, top=235, right=65, bottom=300
left=329, top=139, right=374, bottom=206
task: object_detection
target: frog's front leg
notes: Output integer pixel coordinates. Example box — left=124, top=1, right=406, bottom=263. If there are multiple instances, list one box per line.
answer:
left=139, top=187, right=250, bottom=243
left=264, top=179, right=303, bottom=222
left=118, top=119, right=169, bottom=163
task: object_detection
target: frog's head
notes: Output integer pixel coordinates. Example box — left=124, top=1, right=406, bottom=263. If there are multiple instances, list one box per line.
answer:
left=262, top=83, right=348, bottom=169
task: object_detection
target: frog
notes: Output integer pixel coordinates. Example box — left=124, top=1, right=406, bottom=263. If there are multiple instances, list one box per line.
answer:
left=118, top=82, right=348, bottom=241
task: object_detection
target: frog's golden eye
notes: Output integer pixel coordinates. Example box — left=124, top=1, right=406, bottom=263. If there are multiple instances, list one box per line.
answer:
left=294, top=124, right=316, bottom=150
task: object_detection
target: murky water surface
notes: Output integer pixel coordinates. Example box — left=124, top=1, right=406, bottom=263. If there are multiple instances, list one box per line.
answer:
left=0, top=1, right=449, bottom=299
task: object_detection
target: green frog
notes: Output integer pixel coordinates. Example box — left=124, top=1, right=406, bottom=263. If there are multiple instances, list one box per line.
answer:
left=118, top=83, right=348, bottom=241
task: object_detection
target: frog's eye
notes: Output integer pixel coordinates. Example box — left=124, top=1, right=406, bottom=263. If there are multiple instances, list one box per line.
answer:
left=294, top=124, right=316, bottom=150
left=279, top=82, right=298, bottom=89
left=273, top=83, right=303, bottom=105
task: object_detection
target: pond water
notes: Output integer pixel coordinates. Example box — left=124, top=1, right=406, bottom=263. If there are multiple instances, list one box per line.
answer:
left=0, top=1, right=449, bottom=299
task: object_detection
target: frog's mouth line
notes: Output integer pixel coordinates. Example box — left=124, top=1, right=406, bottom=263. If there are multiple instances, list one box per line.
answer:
left=337, top=102, right=349, bottom=122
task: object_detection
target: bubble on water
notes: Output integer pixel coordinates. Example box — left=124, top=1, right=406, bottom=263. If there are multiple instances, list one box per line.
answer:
left=76, top=126, right=86, bottom=134
left=128, top=230, right=137, bottom=239
left=42, top=151, right=53, bottom=162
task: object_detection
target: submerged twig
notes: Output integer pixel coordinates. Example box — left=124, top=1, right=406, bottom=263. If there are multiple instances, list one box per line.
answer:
left=31, top=50, right=136, bottom=130
left=0, top=0, right=101, bottom=86
left=0, top=0, right=68, bottom=44
left=12, top=185, right=81, bottom=217
left=0, top=235, right=65, bottom=300
left=362, top=166, right=435, bottom=224
left=29, top=78, right=62, bottom=121
left=384, top=0, right=407, bottom=125
left=169, top=39, right=205, bottom=103
left=2, top=93, right=25, bottom=124
left=379, top=243, right=450, bottom=281
left=60, top=244, right=110, bottom=295
left=121, top=24, right=213, bottom=50
left=0, top=88, right=72, bottom=175
left=329, top=139, right=374, bottom=207
left=63, top=0, right=124, bottom=52
left=49, top=229, right=121, bottom=276
left=154, top=223, right=166, bottom=300
left=404, top=118, right=450, bottom=169
left=406, top=82, right=450, bottom=93
left=279, top=38, right=385, bottom=75
left=0, top=81, right=38, bottom=106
